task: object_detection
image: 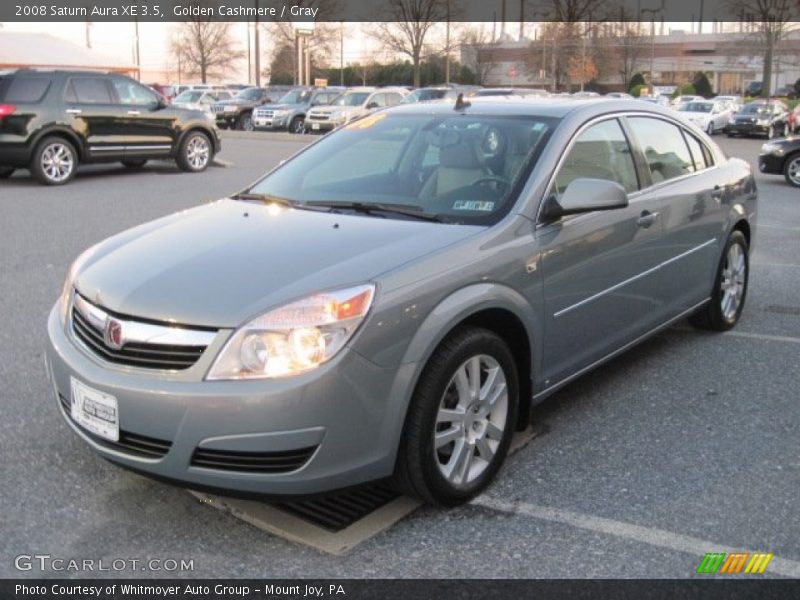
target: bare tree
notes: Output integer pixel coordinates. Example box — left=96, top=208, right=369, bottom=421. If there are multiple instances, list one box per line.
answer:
left=726, top=0, right=798, bottom=96
left=459, top=24, right=495, bottom=85
left=369, top=0, right=450, bottom=87
left=170, top=21, right=244, bottom=83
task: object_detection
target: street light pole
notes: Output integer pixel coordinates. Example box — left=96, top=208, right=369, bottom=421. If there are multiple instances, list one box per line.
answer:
left=445, top=0, right=451, bottom=85
left=642, top=8, right=658, bottom=96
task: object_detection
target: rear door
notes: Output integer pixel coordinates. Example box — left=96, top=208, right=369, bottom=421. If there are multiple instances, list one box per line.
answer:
left=625, top=116, right=723, bottom=314
left=109, top=76, right=175, bottom=159
left=64, top=76, right=126, bottom=159
left=538, top=117, right=669, bottom=385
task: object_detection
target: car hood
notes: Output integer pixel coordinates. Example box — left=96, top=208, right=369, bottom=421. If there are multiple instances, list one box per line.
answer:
left=216, top=99, right=257, bottom=107
left=74, top=199, right=481, bottom=329
left=310, top=106, right=344, bottom=115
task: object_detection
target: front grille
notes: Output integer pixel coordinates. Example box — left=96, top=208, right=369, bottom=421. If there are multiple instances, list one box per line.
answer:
left=190, top=446, right=317, bottom=473
left=211, top=105, right=225, bottom=113
left=307, top=113, right=327, bottom=121
left=71, top=303, right=209, bottom=371
left=255, top=109, right=274, bottom=119
left=59, top=393, right=171, bottom=459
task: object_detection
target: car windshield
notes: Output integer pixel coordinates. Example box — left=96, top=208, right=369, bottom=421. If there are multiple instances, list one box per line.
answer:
left=235, top=88, right=262, bottom=101
left=740, top=104, right=771, bottom=115
left=681, top=102, right=713, bottom=113
left=332, top=92, right=371, bottom=107
left=401, top=89, right=447, bottom=104
left=278, top=90, right=311, bottom=104
left=246, top=112, right=557, bottom=225
left=175, top=91, right=202, bottom=102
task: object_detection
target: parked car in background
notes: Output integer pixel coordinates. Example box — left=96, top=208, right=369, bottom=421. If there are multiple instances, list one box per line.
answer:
left=727, top=100, right=790, bottom=138
left=606, top=92, right=634, bottom=99
left=46, top=97, right=756, bottom=506
left=638, top=96, right=671, bottom=107
left=788, top=105, right=800, bottom=134
left=401, top=86, right=476, bottom=104
left=760, top=136, right=800, bottom=187
left=676, top=100, right=733, bottom=135
left=774, top=86, right=798, bottom=100
left=304, top=87, right=408, bottom=132
left=0, top=69, right=220, bottom=184
left=473, top=87, right=549, bottom=98
left=148, top=83, right=176, bottom=102
left=210, top=87, right=279, bottom=131
left=571, top=91, right=601, bottom=98
left=745, top=81, right=763, bottom=97
left=252, top=86, right=345, bottom=133
left=671, top=95, right=705, bottom=108
left=715, top=95, right=743, bottom=110
left=171, top=89, right=221, bottom=116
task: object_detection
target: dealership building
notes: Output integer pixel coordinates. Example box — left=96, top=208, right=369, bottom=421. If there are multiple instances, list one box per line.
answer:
left=465, top=29, right=800, bottom=94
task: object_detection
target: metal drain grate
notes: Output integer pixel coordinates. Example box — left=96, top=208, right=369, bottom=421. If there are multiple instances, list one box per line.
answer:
left=764, top=304, right=800, bottom=316
left=271, top=481, right=401, bottom=532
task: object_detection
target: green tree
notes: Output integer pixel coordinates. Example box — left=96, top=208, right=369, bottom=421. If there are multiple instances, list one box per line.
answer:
left=692, top=72, right=713, bottom=97
left=628, top=72, right=646, bottom=92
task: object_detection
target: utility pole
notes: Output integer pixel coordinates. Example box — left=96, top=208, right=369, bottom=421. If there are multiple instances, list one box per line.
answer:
left=246, top=20, right=251, bottom=85
left=133, top=19, right=140, bottom=81
left=340, top=22, right=344, bottom=86
left=445, top=0, right=451, bottom=85
left=642, top=8, right=658, bottom=96
left=254, top=0, right=261, bottom=87
left=85, top=22, right=92, bottom=48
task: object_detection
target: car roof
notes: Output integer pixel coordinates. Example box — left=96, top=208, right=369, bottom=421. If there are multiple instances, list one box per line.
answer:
left=386, top=96, right=677, bottom=120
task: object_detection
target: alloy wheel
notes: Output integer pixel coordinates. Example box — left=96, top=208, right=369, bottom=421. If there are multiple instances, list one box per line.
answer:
left=786, top=156, right=800, bottom=186
left=186, top=136, right=210, bottom=170
left=434, top=354, right=509, bottom=488
left=720, top=242, right=746, bottom=322
left=40, top=142, right=74, bottom=183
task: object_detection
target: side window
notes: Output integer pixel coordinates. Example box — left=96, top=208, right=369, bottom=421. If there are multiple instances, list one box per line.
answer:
left=553, top=119, right=639, bottom=196
left=2, top=78, right=50, bottom=103
left=384, top=93, right=403, bottom=107
left=369, top=94, right=385, bottom=108
left=111, top=78, right=157, bottom=106
left=628, top=117, right=696, bottom=184
left=67, top=78, right=113, bottom=104
left=683, top=132, right=711, bottom=171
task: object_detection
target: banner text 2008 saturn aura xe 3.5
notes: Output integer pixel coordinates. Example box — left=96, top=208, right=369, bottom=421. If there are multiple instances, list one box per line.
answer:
left=46, top=98, right=756, bottom=506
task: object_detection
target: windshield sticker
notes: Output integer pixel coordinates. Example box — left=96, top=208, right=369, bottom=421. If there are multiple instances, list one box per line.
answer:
left=346, top=112, right=387, bottom=130
left=453, top=200, right=495, bottom=212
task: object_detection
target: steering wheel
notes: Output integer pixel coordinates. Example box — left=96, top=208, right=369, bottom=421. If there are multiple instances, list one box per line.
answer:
left=470, top=176, right=510, bottom=191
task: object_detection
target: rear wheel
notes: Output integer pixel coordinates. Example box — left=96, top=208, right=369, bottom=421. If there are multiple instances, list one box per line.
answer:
left=784, top=153, right=800, bottom=188
left=289, top=116, right=305, bottom=134
left=689, top=230, right=749, bottom=331
left=0, top=166, right=14, bottom=179
left=176, top=132, right=212, bottom=172
left=394, top=327, right=519, bottom=506
left=31, top=137, right=77, bottom=185
left=236, top=111, right=254, bottom=131
left=121, top=159, right=147, bottom=169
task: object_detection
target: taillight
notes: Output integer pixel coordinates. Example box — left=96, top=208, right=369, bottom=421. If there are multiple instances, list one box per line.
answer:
left=0, top=104, right=16, bottom=117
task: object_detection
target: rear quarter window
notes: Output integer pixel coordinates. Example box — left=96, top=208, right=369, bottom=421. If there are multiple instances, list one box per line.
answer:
left=0, top=77, right=51, bottom=103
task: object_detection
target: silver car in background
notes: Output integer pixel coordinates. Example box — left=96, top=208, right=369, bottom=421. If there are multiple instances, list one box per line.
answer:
left=46, top=99, right=756, bottom=506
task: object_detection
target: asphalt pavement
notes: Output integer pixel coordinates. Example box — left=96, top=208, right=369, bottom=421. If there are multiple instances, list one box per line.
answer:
left=1, top=130, right=798, bottom=578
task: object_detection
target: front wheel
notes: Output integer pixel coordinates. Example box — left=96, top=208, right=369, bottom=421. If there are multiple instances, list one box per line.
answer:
left=176, top=132, right=212, bottom=172
left=706, top=122, right=714, bottom=135
left=784, top=153, right=800, bottom=188
left=394, top=327, right=519, bottom=506
left=236, top=112, right=254, bottom=131
left=689, top=231, right=749, bottom=331
left=289, top=116, right=305, bottom=134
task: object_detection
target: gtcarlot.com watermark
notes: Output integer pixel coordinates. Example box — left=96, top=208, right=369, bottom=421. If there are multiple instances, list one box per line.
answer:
left=14, top=553, right=194, bottom=572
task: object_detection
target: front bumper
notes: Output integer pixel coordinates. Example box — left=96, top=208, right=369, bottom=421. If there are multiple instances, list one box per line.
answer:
left=253, top=115, right=289, bottom=130
left=758, top=153, right=784, bottom=175
left=45, top=305, right=411, bottom=496
left=728, top=123, right=769, bottom=136
left=304, top=118, right=339, bottom=132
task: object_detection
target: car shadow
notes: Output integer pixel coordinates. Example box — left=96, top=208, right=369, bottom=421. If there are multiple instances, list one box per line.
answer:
left=0, top=161, right=190, bottom=187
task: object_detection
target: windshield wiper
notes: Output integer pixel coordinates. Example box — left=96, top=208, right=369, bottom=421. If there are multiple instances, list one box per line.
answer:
left=306, top=201, right=447, bottom=223
left=231, top=192, right=297, bottom=207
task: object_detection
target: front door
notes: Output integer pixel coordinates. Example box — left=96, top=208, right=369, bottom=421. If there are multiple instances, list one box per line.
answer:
left=109, top=77, right=175, bottom=159
left=537, top=117, right=669, bottom=387
left=64, top=76, right=126, bottom=160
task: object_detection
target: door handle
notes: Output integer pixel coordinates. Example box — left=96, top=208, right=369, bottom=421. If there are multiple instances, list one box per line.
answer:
left=65, top=109, right=82, bottom=115
left=127, top=110, right=141, bottom=115
left=637, top=210, right=659, bottom=229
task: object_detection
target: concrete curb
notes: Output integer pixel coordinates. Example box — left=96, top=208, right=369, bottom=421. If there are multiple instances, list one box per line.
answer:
left=218, top=129, right=317, bottom=143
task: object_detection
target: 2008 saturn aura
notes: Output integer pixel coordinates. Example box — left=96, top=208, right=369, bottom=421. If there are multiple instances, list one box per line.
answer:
left=46, top=98, right=756, bottom=506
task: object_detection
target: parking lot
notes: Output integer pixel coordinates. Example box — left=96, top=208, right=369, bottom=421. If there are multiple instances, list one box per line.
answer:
left=1, top=131, right=798, bottom=578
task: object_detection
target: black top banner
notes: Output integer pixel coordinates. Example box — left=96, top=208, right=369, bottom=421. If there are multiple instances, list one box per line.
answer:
left=2, top=0, right=799, bottom=23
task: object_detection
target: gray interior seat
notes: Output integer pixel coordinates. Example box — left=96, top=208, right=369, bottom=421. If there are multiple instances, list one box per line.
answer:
left=419, top=140, right=490, bottom=200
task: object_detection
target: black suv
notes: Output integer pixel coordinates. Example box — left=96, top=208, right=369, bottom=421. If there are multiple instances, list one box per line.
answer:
left=210, top=86, right=289, bottom=131
left=0, top=70, right=221, bottom=185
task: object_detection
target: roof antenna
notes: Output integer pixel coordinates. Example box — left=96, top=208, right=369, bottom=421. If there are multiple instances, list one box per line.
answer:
left=454, top=93, right=471, bottom=110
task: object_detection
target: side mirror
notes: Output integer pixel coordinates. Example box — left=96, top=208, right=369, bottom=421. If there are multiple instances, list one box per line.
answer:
left=366, top=102, right=379, bottom=110
left=542, top=178, right=628, bottom=220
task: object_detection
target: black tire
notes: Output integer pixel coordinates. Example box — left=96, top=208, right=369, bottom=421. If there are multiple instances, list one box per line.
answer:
left=0, top=167, right=14, bottom=179
left=706, top=122, right=714, bottom=136
left=689, top=230, right=749, bottom=331
left=236, top=111, right=254, bottom=131
left=121, top=159, right=147, bottom=169
left=289, top=116, right=305, bottom=134
left=783, top=152, right=800, bottom=188
left=394, top=327, right=519, bottom=507
left=30, top=136, right=78, bottom=185
left=726, top=132, right=735, bottom=138
left=175, top=131, right=212, bottom=173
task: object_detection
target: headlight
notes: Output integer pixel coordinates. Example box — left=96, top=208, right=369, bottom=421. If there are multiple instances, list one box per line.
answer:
left=756, top=118, right=770, bottom=125
left=761, top=142, right=784, bottom=156
left=332, top=112, right=348, bottom=123
left=272, top=110, right=288, bottom=117
left=59, top=244, right=100, bottom=325
left=207, top=284, right=375, bottom=380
